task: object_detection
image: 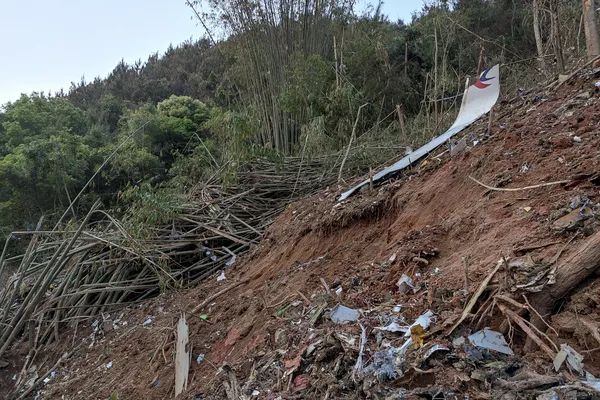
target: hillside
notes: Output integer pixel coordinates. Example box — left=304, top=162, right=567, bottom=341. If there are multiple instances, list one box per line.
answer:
left=5, top=64, right=600, bottom=399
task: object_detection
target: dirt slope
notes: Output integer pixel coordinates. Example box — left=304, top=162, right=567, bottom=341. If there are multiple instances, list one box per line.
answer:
left=4, top=71, right=600, bottom=399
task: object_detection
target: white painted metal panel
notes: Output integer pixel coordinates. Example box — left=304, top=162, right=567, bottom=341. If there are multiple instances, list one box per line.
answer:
left=338, top=65, right=500, bottom=201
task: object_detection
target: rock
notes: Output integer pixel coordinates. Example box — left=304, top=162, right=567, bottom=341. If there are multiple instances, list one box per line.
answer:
left=549, top=136, right=572, bottom=149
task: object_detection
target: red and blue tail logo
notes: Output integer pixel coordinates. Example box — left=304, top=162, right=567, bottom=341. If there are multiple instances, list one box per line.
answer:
left=474, top=67, right=495, bottom=89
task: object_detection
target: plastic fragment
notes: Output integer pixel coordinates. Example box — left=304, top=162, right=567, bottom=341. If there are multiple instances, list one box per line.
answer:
left=330, top=304, right=360, bottom=324
left=217, top=270, right=226, bottom=282
left=468, top=328, right=513, bottom=355
left=105, top=361, right=113, bottom=369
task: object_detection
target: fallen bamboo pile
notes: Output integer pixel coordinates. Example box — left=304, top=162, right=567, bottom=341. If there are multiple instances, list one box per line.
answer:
left=0, top=144, right=403, bottom=360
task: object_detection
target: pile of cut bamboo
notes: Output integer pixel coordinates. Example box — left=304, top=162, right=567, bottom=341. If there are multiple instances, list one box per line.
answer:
left=0, top=144, right=402, bottom=361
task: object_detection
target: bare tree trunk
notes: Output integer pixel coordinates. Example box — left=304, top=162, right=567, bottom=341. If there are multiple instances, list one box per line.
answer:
left=529, top=230, right=600, bottom=331
left=533, top=0, right=547, bottom=71
left=549, top=0, right=565, bottom=73
left=583, top=0, right=600, bottom=58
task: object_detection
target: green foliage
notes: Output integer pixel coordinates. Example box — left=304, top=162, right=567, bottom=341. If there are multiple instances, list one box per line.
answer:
left=1, top=94, right=88, bottom=149
left=280, top=54, right=333, bottom=118
left=119, top=183, right=183, bottom=236
left=0, top=133, right=95, bottom=228
left=0, top=0, right=587, bottom=236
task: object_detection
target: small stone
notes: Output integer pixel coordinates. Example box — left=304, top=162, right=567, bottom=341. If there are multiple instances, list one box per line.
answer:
left=550, top=136, right=572, bottom=149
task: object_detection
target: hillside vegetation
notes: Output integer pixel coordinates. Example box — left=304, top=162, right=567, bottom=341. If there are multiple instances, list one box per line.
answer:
left=0, top=0, right=591, bottom=239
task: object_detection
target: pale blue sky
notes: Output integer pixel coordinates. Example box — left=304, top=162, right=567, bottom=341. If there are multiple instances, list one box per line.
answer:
left=0, top=1, right=423, bottom=105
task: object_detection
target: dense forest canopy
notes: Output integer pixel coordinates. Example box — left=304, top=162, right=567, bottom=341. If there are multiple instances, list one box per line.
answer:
left=0, top=0, right=596, bottom=236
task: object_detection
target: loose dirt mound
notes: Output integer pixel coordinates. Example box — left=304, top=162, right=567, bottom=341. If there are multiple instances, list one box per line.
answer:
left=4, top=72, right=600, bottom=399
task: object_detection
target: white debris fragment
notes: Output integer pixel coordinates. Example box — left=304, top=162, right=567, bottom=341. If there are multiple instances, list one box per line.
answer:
left=375, top=321, right=406, bottom=333
left=335, top=286, right=343, bottom=296
left=330, top=304, right=360, bottom=324
left=554, top=343, right=584, bottom=375
left=143, top=317, right=153, bottom=327
left=468, top=328, right=513, bottom=355
left=392, top=305, right=402, bottom=313
left=217, top=270, right=226, bottom=282
left=572, top=136, right=582, bottom=143
left=225, top=255, right=236, bottom=267
left=404, top=310, right=434, bottom=338
left=105, top=361, right=113, bottom=369
left=252, top=390, right=260, bottom=396
left=375, top=310, right=434, bottom=337
left=43, top=371, right=56, bottom=384
left=196, top=354, right=205, bottom=364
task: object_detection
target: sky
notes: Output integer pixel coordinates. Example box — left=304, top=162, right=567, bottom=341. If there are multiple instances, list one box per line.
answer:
left=0, top=0, right=423, bottom=105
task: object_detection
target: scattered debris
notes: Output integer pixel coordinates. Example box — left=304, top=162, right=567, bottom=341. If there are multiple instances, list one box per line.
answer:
left=423, top=344, right=450, bottom=361
left=405, top=310, right=434, bottom=338
left=583, top=372, right=600, bottom=393
left=143, top=317, right=153, bottom=327
left=196, top=354, right=205, bottom=364
left=175, top=315, right=190, bottom=397
left=396, top=274, right=415, bottom=294
left=366, top=347, right=400, bottom=381
left=468, top=329, right=514, bottom=355
left=225, top=255, right=236, bottom=267
left=330, top=304, right=360, bottom=324
left=376, top=321, right=405, bottom=333
left=217, top=270, right=226, bottom=282
left=105, top=361, right=113, bottom=369
left=410, top=324, right=426, bottom=349
left=352, top=323, right=367, bottom=380
left=42, top=371, right=56, bottom=384
left=554, top=344, right=584, bottom=375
